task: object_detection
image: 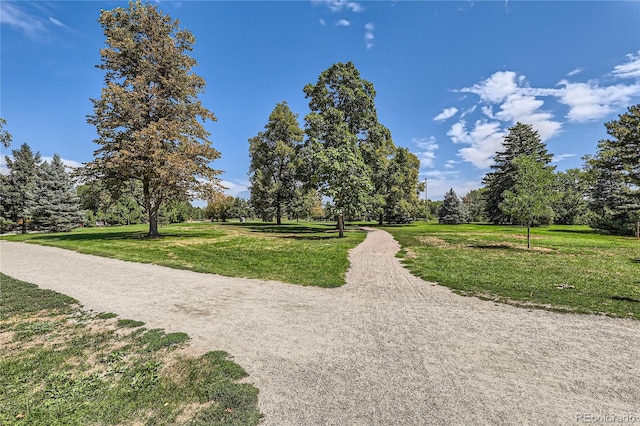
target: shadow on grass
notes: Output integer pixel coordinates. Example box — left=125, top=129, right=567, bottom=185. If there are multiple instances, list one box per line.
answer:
left=611, top=295, right=640, bottom=303
left=547, top=229, right=598, bottom=235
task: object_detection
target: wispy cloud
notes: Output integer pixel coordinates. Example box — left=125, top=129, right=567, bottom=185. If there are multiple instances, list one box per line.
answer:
left=0, top=2, right=47, bottom=37
left=552, top=153, right=576, bottom=163
left=312, top=0, right=364, bottom=13
left=434, top=107, right=458, bottom=122
left=220, top=180, right=249, bottom=197
left=48, top=17, right=67, bottom=29
left=611, top=51, right=640, bottom=79
left=364, top=22, right=374, bottom=49
left=412, top=137, right=439, bottom=168
left=319, top=18, right=326, bottom=26
left=336, top=19, right=350, bottom=27
left=567, top=67, right=583, bottom=77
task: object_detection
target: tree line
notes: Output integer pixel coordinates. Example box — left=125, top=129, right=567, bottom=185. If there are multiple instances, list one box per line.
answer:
left=1, top=1, right=637, bottom=239
left=247, top=62, right=422, bottom=236
left=436, top=108, right=640, bottom=240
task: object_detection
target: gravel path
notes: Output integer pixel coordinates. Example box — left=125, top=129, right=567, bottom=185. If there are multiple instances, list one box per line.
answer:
left=1, top=229, right=638, bottom=425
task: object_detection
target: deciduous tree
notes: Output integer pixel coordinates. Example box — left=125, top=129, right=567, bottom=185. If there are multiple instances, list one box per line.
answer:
left=303, top=62, right=379, bottom=236
left=499, top=155, right=557, bottom=249
left=248, top=102, right=304, bottom=225
left=85, top=1, right=221, bottom=237
left=483, top=122, right=554, bottom=224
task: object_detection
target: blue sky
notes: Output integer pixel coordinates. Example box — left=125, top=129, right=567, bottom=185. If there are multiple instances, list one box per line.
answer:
left=2, top=0, right=640, bottom=200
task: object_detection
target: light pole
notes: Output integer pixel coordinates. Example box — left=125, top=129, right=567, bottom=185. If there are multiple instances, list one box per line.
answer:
left=424, top=177, right=428, bottom=222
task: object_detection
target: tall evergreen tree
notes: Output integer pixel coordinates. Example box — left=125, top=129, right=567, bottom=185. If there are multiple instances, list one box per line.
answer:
left=303, top=62, right=380, bottom=236
left=482, top=122, right=554, bottom=224
left=462, top=188, right=487, bottom=222
left=85, top=1, right=221, bottom=237
left=586, top=104, right=640, bottom=236
left=33, top=154, right=84, bottom=232
left=248, top=101, right=304, bottom=225
left=438, top=188, right=467, bottom=224
left=2, top=143, right=42, bottom=233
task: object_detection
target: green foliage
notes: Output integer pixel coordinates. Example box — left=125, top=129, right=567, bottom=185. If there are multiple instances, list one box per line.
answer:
left=383, top=223, right=640, bottom=319
left=483, top=122, right=554, bottom=224
left=552, top=168, right=589, bottom=225
left=304, top=62, right=380, bottom=236
left=248, top=101, right=304, bottom=225
left=438, top=188, right=467, bottom=224
left=0, top=274, right=262, bottom=425
left=1, top=221, right=367, bottom=287
left=462, top=188, right=486, bottom=222
left=0, top=117, right=12, bottom=148
left=1, top=143, right=42, bottom=234
left=85, top=1, right=221, bottom=237
left=383, top=147, right=421, bottom=223
left=33, top=154, right=84, bottom=232
left=586, top=104, right=640, bottom=236
left=500, top=155, right=557, bottom=248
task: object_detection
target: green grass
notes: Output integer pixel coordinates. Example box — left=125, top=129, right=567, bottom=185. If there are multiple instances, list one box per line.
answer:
left=381, top=222, right=640, bottom=319
left=0, top=273, right=262, bottom=425
left=1, top=221, right=366, bottom=287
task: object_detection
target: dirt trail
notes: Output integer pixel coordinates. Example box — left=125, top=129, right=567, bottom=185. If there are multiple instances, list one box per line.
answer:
left=1, top=228, right=638, bottom=425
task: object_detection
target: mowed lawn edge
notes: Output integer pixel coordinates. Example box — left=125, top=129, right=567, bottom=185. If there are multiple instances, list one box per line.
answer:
left=381, top=222, right=640, bottom=320
left=0, top=221, right=367, bottom=288
left=0, top=273, right=262, bottom=425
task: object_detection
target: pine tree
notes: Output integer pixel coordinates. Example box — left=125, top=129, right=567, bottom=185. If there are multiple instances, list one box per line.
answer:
left=32, top=154, right=84, bottom=232
left=587, top=104, right=640, bottom=236
left=85, top=1, right=221, bottom=237
left=482, top=122, right=554, bottom=224
left=438, top=188, right=468, bottom=224
left=2, top=143, right=41, bottom=233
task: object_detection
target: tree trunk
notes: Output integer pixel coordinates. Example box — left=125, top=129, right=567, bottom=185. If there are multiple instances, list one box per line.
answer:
left=378, top=213, right=383, bottom=226
left=276, top=203, right=282, bottom=225
left=527, top=223, right=531, bottom=249
left=337, top=213, right=345, bottom=238
left=144, top=179, right=159, bottom=238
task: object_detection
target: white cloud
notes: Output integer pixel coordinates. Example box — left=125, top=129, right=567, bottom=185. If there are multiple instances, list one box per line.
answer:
left=611, top=51, right=640, bottom=79
left=220, top=180, right=249, bottom=197
left=422, top=170, right=479, bottom=200
left=556, top=80, right=640, bottom=122
left=433, top=107, right=458, bottom=122
left=447, top=120, right=505, bottom=168
left=48, top=17, right=66, bottom=28
left=42, top=156, right=83, bottom=171
left=364, top=22, right=374, bottom=49
left=460, top=71, right=520, bottom=103
left=336, top=19, right=350, bottom=27
left=319, top=18, right=326, bottom=26
left=0, top=2, right=47, bottom=37
left=312, top=0, right=364, bottom=13
left=412, top=137, right=438, bottom=168
left=552, top=153, right=576, bottom=163
left=567, top=68, right=583, bottom=77
left=444, top=160, right=459, bottom=169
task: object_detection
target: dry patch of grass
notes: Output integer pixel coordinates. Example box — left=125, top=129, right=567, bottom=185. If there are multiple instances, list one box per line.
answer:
left=0, top=273, right=262, bottom=425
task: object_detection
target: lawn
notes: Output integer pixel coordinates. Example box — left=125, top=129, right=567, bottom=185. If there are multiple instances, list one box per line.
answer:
left=0, top=273, right=262, bottom=425
left=0, top=221, right=366, bottom=287
left=381, top=222, right=640, bottom=319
